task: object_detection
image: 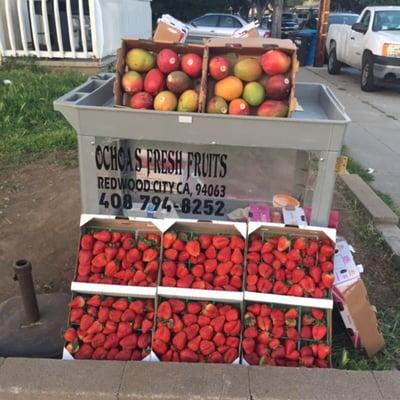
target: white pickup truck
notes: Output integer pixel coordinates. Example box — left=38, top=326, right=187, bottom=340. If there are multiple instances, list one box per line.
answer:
left=326, top=6, right=400, bottom=91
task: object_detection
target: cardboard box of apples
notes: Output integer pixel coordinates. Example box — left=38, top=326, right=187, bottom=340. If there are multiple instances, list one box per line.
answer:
left=114, top=37, right=298, bottom=118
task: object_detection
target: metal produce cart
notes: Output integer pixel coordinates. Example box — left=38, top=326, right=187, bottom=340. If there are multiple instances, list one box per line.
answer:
left=54, top=74, right=350, bottom=227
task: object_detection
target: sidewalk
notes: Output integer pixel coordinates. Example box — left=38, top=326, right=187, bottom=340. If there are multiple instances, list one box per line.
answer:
left=297, top=67, right=400, bottom=207
left=0, top=357, right=399, bottom=399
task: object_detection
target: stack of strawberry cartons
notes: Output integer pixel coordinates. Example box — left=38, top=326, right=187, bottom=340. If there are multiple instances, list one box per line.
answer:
left=153, top=219, right=247, bottom=363
left=242, top=222, right=335, bottom=368
left=63, top=214, right=168, bottom=361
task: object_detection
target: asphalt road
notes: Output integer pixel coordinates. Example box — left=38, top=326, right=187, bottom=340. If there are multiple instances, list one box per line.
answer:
left=298, top=66, right=400, bottom=207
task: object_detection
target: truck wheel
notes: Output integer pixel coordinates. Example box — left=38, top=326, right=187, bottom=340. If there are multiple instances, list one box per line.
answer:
left=361, top=54, right=376, bottom=92
left=328, top=48, right=342, bottom=75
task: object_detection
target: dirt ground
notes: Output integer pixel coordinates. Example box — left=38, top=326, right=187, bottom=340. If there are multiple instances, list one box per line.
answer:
left=0, top=155, right=398, bottom=308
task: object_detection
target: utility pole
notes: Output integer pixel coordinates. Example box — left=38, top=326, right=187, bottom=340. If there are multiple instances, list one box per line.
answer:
left=314, top=0, right=331, bottom=66
left=271, top=0, right=283, bottom=38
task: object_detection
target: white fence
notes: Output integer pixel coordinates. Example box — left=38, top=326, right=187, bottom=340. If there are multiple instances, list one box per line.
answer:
left=0, top=0, right=152, bottom=60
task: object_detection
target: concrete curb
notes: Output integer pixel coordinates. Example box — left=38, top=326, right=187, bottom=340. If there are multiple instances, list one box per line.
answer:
left=339, top=174, right=400, bottom=267
left=0, top=358, right=399, bottom=400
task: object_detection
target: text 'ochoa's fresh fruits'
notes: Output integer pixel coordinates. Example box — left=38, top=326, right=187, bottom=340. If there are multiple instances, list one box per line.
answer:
left=261, top=50, right=291, bottom=76
left=178, top=90, right=199, bottom=112
left=126, top=48, right=155, bottom=72
left=143, top=68, right=165, bottom=95
left=166, top=71, right=193, bottom=95
left=257, top=100, right=288, bottom=118
left=121, top=71, right=143, bottom=94
left=129, top=92, right=153, bottom=109
left=209, top=56, right=230, bottom=80
left=243, top=81, right=265, bottom=106
left=181, top=53, right=203, bottom=78
left=154, top=91, right=177, bottom=111
left=229, top=98, right=250, bottom=115
left=214, top=76, right=243, bottom=101
left=157, top=49, right=180, bottom=74
left=233, top=58, right=262, bottom=82
left=206, top=96, right=228, bottom=114
left=265, top=75, right=291, bottom=100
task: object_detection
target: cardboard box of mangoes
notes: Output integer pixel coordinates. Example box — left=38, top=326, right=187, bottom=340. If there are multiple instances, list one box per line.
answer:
left=114, top=37, right=298, bottom=118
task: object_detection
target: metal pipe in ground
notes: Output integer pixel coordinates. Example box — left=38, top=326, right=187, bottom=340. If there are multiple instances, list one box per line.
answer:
left=13, top=259, right=40, bottom=324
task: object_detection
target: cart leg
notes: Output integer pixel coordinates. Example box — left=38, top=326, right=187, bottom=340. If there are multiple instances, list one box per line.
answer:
left=294, top=150, right=309, bottom=202
left=310, top=151, right=338, bottom=227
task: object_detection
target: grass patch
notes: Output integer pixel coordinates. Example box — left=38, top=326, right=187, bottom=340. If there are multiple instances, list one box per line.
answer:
left=0, top=58, right=87, bottom=168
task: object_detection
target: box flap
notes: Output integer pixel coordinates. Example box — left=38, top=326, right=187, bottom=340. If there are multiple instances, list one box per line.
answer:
left=205, top=37, right=297, bottom=52
left=334, top=240, right=360, bottom=286
left=342, top=280, right=385, bottom=357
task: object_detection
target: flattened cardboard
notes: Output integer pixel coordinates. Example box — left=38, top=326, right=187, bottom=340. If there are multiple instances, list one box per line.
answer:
left=337, top=279, right=385, bottom=357
left=203, top=37, right=299, bottom=117
left=114, top=38, right=206, bottom=109
left=334, top=240, right=360, bottom=286
left=153, top=14, right=189, bottom=44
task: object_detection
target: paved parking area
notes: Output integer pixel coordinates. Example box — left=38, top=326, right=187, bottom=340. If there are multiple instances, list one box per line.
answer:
left=298, top=67, right=400, bottom=207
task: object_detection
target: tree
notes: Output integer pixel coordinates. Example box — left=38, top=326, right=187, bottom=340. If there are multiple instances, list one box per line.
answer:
left=271, top=0, right=283, bottom=37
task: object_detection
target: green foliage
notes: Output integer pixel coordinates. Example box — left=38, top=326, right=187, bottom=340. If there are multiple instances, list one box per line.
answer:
left=0, top=59, right=87, bottom=167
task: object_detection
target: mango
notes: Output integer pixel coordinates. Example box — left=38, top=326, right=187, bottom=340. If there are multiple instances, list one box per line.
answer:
left=257, top=100, right=288, bottom=118
left=206, top=96, right=228, bottom=114
left=233, top=58, right=262, bottom=82
left=129, top=92, right=153, bottom=109
left=261, top=50, right=291, bottom=76
left=166, top=71, right=193, bottom=95
left=144, top=68, right=165, bottom=95
left=122, top=71, right=143, bottom=94
left=154, top=90, right=177, bottom=111
left=126, top=48, right=155, bottom=72
left=214, top=76, right=243, bottom=101
left=265, top=75, right=291, bottom=100
left=157, top=49, right=180, bottom=74
left=177, top=90, right=199, bottom=112
left=243, top=82, right=265, bottom=106
left=229, top=98, right=250, bottom=115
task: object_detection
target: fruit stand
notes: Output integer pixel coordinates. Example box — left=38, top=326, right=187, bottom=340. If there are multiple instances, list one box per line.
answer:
left=54, top=38, right=351, bottom=366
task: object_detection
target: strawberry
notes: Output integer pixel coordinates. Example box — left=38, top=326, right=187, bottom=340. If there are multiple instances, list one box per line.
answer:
left=129, top=300, right=144, bottom=314
left=310, top=343, right=318, bottom=357
left=199, top=325, right=213, bottom=340
left=126, top=248, right=141, bottom=264
left=74, top=343, right=94, bottom=359
left=172, top=238, right=185, bottom=251
left=204, top=259, right=217, bottom=273
left=272, top=326, right=284, bottom=338
left=117, top=321, right=132, bottom=339
left=172, top=331, right=187, bottom=351
left=198, top=315, right=211, bottom=327
left=115, top=349, right=132, bottom=361
left=87, top=321, right=103, bottom=335
left=192, top=264, right=204, bottom=277
left=320, top=244, right=334, bottom=257
left=137, top=332, right=151, bottom=349
left=230, top=235, right=245, bottom=249
left=162, top=261, right=176, bottom=277
left=92, top=347, right=108, bottom=360
left=163, top=232, right=177, bottom=249
left=168, top=299, right=185, bottom=314
left=105, top=260, right=119, bottom=277
left=225, top=308, right=239, bottom=322
left=91, top=333, right=106, bottom=348
left=202, top=304, right=218, bottom=318
left=81, top=234, right=94, bottom=250
left=192, top=280, right=206, bottom=289
left=104, top=334, right=120, bottom=351
left=103, top=320, right=117, bottom=335
left=317, top=343, right=331, bottom=360
left=293, top=237, right=306, bottom=251
left=311, top=308, right=325, bottom=320
left=153, top=338, right=168, bottom=355
left=248, top=240, right=263, bottom=252
left=287, top=284, right=303, bottom=297
left=291, top=269, right=305, bottom=284
left=277, top=236, right=290, bottom=252
left=310, top=266, right=322, bottom=284
left=183, top=313, right=197, bottom=327
left=285, top=308, right=298, bottom=320
left=185, top=240, right=201, bottom=257
left=92, top=241, right=106, bottom=256
left=211, top=332, right=225, bottom=347
left=187, top=335, right=201, bottom=352
left=104, top=247, right=118, bottom=262
left=286, top=350, right=300, bottom=361
left=69, top=296, right=85, bottom=309
left=119, top=333, right=138, bottom=350
left=312, top=287, right=325, bottom=298
left=157, top=301, right=172, bottom=320
left=205, top=245, right=217, bottom=259
left=312, top=324, right=327, bottom=341
left=111, top=231, right=122, bottom=243
left=64, top=327, right=77, bottom=342
left=143, top=248, right=158, bottom=262
left=229, top=248, right=243, bottom=266
left=112, top=298, right=128, bottom=311
left=199, top=340, right=215, bottom=356
left=321, top=272, right=334, bottom=288
left=247, top=252, right=261, bottom=263
left=287, top=249, right=301, bottom=262
left=302, top=314, right=314, bottom=326
left=93, top=230, right=111, bottom=243
left=187, top=302, right=202, bottom=314
left=121, top=309, right=135, bottom=322
left=273, top=281, right=288, bottom=295
left=210, top=315, right=225, bottom=332
left=180, top=348, right=199, bottom=362
left=243, top=326, right=258, bottom=339
left=231, top=276, right=243, bottom=290
left=176, top=263, right=189, bottom=278
left=224, top=348, right=238, bottom=363
left=315, top=359, right=329, bottom=368
left=274, top=269, right=285, bottom=282
left=198, top=234, right=212, bottom=249
left=177, top=274, right=194, bottom=288
left=142, top=319, right=153, bottom=333
left=270, top=309, right=285, bottom=326
left=321, top=261, right=333, bottom=272
left=286, top=327, right=299, bottom=340
left=80, top=314, right=95, bottom=331
left=162, top=276, right=176, bottom=286
left=301, top=325, right=312, bottom=339
left=212, top=235, right=229, bottom=250
left=79, top=250, right=92, bottom=265
left=284, top=339, right=296, bottom=355
left=133, top=270, right=146, bottom=284
left=300, top=276, right=315, bottom=294
left=184, top=324, right=200, bottom=340
left=306, top=241, right=318, bottom=256
left=223, top=320, right=241, bottom=336
left=133, top=314, right=144, bottom=330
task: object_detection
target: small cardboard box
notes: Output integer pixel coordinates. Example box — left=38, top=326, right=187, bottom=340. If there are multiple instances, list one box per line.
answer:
left=158, top=218, right=247, bottom=299
left=232, top=21, right=260, bottom=38
left=114, top=38, right=207, bottom=109
left=153, top=14, right=189, bottom=44
left=202, top=37, right=299, bottom=117
left=72, top=214, right=169, bottom=296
